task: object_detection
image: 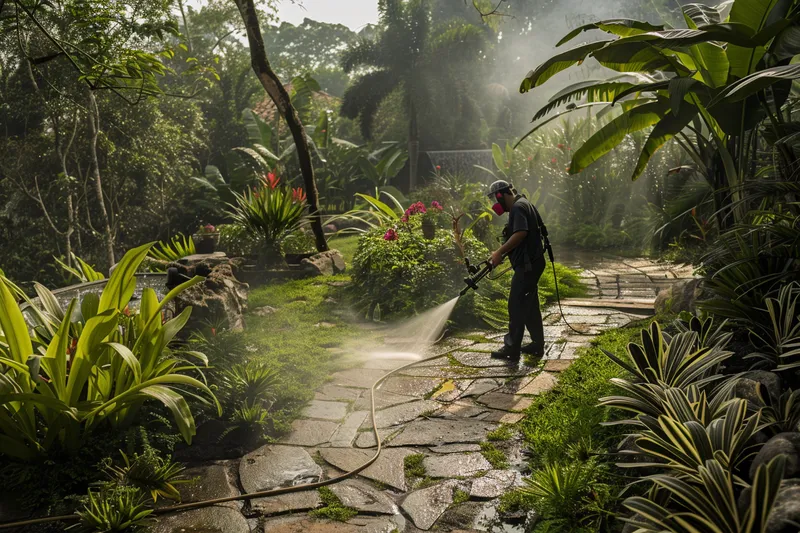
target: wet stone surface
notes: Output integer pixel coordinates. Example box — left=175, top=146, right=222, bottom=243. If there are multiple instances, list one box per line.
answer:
left=319, top=447, right=417, bottom=491
left=302, top=399, right=349, bottom=420
left=239, top=445, right=321, bottom=493
left=423, top=452, right=492, bottom=478
left=150, top=505, right=250, bottom=533
left=388, top=418, right=498, bottom=447
left=401, top=480, right=461, bottom=530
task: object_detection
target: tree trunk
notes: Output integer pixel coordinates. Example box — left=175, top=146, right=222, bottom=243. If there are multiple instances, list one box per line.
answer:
left=232, top=0, right=328, bottom=253
left=408, top=100, right=419, bottom=191
left=88, top=92, right=116, bottom=268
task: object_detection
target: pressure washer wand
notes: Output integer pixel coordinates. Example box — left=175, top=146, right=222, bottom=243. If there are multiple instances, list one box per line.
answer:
left=460, top=257, right=499, bottom=296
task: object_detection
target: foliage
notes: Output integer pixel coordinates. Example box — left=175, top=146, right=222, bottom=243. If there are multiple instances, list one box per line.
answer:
left=71, top=485, right=154, bottom=533
left=404, top=453, right=427, bottom=478
left=56, top=254, right=106, bottom=283
left=0, top=243, right=218, bottom=460
left=311, top=487, right=358, bottom=522
left=103, top=449, right=188, bottom=503
left=228, top=174, right=309, bottom=258
left=148, top=234, right=196, bottom=264
left=479, top=442, right=509, bottom=469
left=219, top=360, right=280, bottom=408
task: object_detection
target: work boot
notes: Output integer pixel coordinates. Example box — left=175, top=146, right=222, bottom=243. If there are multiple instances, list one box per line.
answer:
left=521, top=343, right=544, bottom=357
left=491, top=345, right=520, bottom=362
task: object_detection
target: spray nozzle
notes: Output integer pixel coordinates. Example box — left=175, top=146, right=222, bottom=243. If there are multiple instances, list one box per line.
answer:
left=460, top=259, right=494, bottom=297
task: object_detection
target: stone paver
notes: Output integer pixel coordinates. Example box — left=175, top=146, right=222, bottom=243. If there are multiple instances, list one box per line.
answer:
left=283, top=419, right=340, bottom=446
left=168, top=253, right=680, bottom=533
left=330, top=411, right=370, bottom=447
left=239, top=446, right=321, bottom=494
left=302, top=399, right=348, bottom=420
left=388, top=418, right=497, bottom=447
left=423, top=452, right=492, bottom=478
left=401, top=480, right=461, bottom=530
left=319, top=447, right=417, bottom=491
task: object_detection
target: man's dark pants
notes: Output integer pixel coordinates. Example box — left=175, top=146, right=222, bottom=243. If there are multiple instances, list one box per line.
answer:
left=504, top=254, right=546, bottom=353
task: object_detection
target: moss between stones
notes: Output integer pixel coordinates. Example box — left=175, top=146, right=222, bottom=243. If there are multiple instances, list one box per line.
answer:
left=311, top=487, right=358, bottom=522
left=479, top=442, right=509, bottom=469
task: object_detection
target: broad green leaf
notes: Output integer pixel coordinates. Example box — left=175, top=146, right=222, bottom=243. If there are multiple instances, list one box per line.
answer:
left=241, top=108, right=273, bottom=147
left=139, top=385, right=196, bottom=443
left=592, top=42, right=681, bottom=74
left=688, top=42, right=729, bottom=88
left=729, top=0, right=782, bottom=33
left=104, top=342, right=142, bottom=385
left=683, top=3, right=726, bottom=27
left=40, top=299, right=77, bottom=399
left=520, top=41, right=611, bottom=92
left=0, top=277, right=34, bottom=371
left=711, top=64, right=800, bottom=105
left=669, top=77, right=699, bottom=116
left=556, top=19, right=664, bottom=47
left=570, top=101, right=668, bottom=173
left=533, top=78, right=649, bottom=121
left=633, top=102, right=698, bottom=180
left=491, top=143, right=504, bottom=172
left=98, top=242, right=153, bottom=314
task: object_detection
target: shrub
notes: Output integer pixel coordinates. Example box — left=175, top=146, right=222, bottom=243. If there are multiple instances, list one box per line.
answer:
left=1, top=243, right=219, bottom=460
left=351, top=217, right=487, bottom=319
left=217, top=223, right=259, bottom=257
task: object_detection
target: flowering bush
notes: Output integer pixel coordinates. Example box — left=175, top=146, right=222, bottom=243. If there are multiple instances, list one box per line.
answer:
left=197, top=223, right=217, bottom=235
left=401, top=200, right=444, bottom=226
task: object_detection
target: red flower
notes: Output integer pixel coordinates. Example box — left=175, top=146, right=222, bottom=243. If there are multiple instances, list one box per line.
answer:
left=435, top=165, right=441, bottom=170
left=568, top=146, right=572, bottom=151
left=527, top=156, right=533, bottom=161
left=691, top=207, right=697, bottom=217
left=203, top=224, right=216, bottom=233
left=550, top=158, right=557, bottom=164
left=401, top=214, right=409, bottom=223
left=211, top=327, right=217, bottom=337
left=430, top=201, right=443, bottom=210
left=253, top=190, right=260, bottom=199
left=123, top=305, right=130, bottom=317
left=565, top=166, right=571, bottom=172
left=383, top=228, right=399, bottom=241
left=264, top=172, right=280, bottom=189
left=557, top=143, right=565, bottom=150
left=321, top=129, right=327, bottom=133
left=292, top=187, right=307, bottom=203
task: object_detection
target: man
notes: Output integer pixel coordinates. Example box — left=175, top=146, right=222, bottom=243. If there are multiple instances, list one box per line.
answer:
left=487, top=180, right=547, bottom=362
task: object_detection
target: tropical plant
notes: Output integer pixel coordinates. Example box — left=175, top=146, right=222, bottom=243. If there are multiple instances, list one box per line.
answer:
left=623, top=456, right=786, bottom=533
left=746, top=282, right=800, bottom=371
left=0, top=243, right=219, bottom=460
left=331, top=192, right=406, bottom=233
left=220, top=360, right=280, bottom=408
left=340, top=0, right=487, bottom=188
left=148, top=234, right=196, bottom=264
left=228, top=173, right=309, bottom=264
left=104, top=449, right=189, bottom=503
left=56, top=253, right=106, bottom=283
left=71, top=485, right=154, bottom=532
left=519, top=0, right=800, bottom=224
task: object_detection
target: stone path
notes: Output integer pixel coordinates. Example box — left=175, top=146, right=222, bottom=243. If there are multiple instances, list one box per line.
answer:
left=152, top=256, right=693, bottom=533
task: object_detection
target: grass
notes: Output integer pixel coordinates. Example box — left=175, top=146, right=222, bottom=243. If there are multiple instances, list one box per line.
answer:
left=453, top=488, right=470, bottom=505
left=311, top=487, right=358, bottom=522
left=486, top=425, right=513, bottom=442
left=404, top=454, right=427, bottom=478
left=480, top=442, right=509, bottom=469
left=498, top=317, right=660, bottom=531
left=241, top=274, right=377, bottom=433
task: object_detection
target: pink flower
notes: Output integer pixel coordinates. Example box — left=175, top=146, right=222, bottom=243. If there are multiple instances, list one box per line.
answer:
left=550, top=158, right=557, bottom=164
left=383, top=228, right=398, bottom=241
left=527, top=156, right=533, bottom=161
left=557, top=143, right=565, bottom=150
left=431, top=201, right=443, bottom=210
left=204, top=224, right=216, bottom=233
left=401, top=214, right=409, bottom=223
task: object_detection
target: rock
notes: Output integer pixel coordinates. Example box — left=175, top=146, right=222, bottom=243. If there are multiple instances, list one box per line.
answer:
left=302, top=399, right=349, bottom=421
left=328, top=479, right=397, bottom=514
left=460, top=379, right=502, bottom=398
left=765, top=479, right=800, bottom=533
left=301, top=250, right=346, bottom=276
left=543, top=360, right=573, bottom=372
left=429, top=444, right=483, bottom=454
left=239, top=445, right=322, bottom=494
left=401, top=480, right=460, bottom=530
left=283, top=419, right=340, bottom=446
left=742, top=371, right=783, bottom=402
left=173, top=262, right=249, bottom=331
left=469, top=470, right=516, bottom=499
left=319, top=447, right=416, bottom=491
left=250, top=491, right=321, bottom=515
left=261, top=516, right=403, bottom=533
left=177, top=463, right=240, bottom=509
left=475, top=392, right=533, bottom=412
left=253, top=306, right=277, bottom=316
left=150, top=505, right=249, bottom=533
left=330, top=411, right=370, bottom=447
left=388, top=418, right=497, bottom=447
left=654, top=278, right=702, bottom=315
left=423, top=452, right=492, bottom=478
left=517, top=372, right=558, bottom=395
left=371, top=400, right=441, bottom=429
left=749, top=432, right=800, bottom=481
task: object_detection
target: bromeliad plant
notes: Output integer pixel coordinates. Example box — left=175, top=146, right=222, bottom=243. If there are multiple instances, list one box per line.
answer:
left=228, top=172, right=309, bottom=266
left=0, top=243, right=219, bottom=461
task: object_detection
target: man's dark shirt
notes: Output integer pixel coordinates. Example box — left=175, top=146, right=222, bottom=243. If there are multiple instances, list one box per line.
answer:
left=506, top=196, right=544, bottom=269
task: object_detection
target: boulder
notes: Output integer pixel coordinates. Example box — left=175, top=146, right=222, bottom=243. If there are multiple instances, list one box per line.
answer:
left=174, top=262, right=249, bottom=331
left=742, top=371, right=783, bottom=402
left=654, top=278, right=703, bottom=315
left=749, top=432, right=800, bottom=481
left=765, top=479, right=800, bottom=533
left=301, top=250, right=346, bottom=277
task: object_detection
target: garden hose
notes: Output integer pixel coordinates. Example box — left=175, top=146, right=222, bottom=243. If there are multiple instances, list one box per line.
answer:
left=0, top=349, right=457, bottom=530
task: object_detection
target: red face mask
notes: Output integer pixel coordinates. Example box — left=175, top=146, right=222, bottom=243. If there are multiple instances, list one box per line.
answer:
left=491, top=202, right=505, bottom=216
